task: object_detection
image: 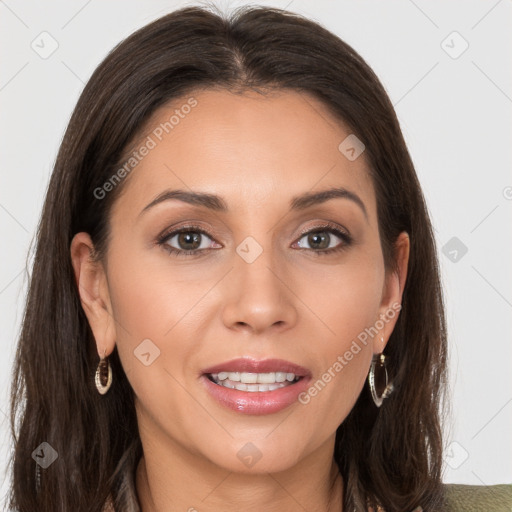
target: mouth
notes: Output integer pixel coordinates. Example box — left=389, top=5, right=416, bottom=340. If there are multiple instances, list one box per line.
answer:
left=200, top=359, right=312, bottom=415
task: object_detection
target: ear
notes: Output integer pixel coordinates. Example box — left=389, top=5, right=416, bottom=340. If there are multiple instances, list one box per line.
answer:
left=70, top=232, right=116, bottom=358
left=374, top=231, right=410, bottom=354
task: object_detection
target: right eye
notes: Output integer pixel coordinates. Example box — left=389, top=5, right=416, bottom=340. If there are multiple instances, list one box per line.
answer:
left=157, top=226, right=221, bottom=257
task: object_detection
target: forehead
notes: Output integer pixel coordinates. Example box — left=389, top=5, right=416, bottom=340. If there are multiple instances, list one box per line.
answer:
left=112, top=88, right=376, bottom=221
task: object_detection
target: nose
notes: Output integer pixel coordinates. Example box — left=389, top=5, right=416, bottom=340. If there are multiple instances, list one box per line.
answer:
left=221, top=244, right=298, bottom=335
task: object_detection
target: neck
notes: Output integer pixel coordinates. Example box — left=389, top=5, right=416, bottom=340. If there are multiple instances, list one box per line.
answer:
left=135, top=449, right=344, bottom=512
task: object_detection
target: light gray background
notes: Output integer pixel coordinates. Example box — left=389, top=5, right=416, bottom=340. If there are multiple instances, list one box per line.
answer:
left=1, top=0, right=511, bottom=507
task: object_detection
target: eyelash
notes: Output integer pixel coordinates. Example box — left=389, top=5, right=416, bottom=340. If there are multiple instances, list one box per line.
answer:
left=156, top=222, right=353, bottom=258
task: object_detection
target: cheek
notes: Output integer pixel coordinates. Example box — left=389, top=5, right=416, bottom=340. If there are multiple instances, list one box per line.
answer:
left=106, top=238, right=210, bottom=337
left=294, top=249, right=385, bottom=344
left=296, top=277, right=378, bottom=436
left=296, top=343, right=372, bottom=444
left=290, top=252, right=384, bottom=427
left=105, top=244, right=202, bottom=397
left=106, top=254, right=209, bottom=450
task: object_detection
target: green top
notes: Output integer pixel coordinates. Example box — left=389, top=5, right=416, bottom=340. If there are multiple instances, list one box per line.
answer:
left=444, top=484, right=512, bottom=511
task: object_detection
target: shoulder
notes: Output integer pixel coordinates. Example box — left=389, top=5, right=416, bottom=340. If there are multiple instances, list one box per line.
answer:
left=443, top=483, right=512, bottom=511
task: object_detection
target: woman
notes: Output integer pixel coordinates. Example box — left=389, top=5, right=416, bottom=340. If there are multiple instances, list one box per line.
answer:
left=8, top=3, right=455, bottom=511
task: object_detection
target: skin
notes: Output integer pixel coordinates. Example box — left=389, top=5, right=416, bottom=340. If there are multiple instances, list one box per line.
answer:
left=71, top=89, right=409, bottom=512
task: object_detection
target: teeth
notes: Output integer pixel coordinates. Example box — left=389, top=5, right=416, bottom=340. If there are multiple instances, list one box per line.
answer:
left=208, top=371, right=302, bottom=391
left=240, top=372, right=258, bottom=383
left=215, top=372, right=299, bottom=384
left=254, top=372, right=273, bottom=383
left=235, top=380, right=290, bottom=393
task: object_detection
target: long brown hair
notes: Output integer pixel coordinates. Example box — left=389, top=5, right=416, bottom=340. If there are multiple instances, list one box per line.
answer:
left=8, top=3, right=448, bottom=511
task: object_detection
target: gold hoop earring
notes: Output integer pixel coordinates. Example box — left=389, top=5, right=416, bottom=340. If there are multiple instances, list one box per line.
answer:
left=368, top=352, right=394, bottom=407
left=95, top=348, right=112, bottom=395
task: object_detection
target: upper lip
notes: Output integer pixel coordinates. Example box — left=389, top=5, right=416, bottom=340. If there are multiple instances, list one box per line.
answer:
left=202, top=357, right=311, bottom=377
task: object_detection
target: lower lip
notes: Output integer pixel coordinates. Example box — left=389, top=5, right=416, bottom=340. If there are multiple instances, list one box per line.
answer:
left=201, top=374, right=312, bottom=415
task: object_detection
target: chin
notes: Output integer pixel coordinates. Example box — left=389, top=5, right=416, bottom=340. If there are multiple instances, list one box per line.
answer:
left=205, top=440, right=305, bottom=475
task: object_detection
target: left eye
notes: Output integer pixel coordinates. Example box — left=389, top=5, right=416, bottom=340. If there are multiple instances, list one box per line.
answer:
left=295, top=229, right=347, bottom=251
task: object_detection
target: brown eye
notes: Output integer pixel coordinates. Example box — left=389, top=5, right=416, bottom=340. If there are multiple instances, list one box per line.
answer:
left=295, top=226, right=351, bottom=254
left=174, top=232, right=203, bottom=251
left=296, top=224, right=352, bottom=256
left=301, top=231, right=331, bottom=250
left=157, top=225, right=220, bottom=258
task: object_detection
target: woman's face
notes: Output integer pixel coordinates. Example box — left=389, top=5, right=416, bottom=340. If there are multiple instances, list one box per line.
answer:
left=72, top=88, right=408, bottom=474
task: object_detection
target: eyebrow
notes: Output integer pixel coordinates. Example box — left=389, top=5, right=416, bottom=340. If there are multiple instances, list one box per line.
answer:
left=138, top=186, right=368, bottom=220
